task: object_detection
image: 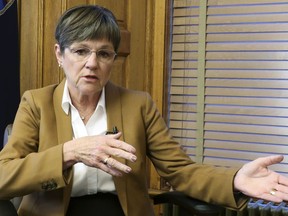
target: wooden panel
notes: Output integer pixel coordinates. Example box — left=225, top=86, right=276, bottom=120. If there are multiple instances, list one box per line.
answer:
left=42, top=1, right=63, bottom=87
left=125, top=0, right=147, bottom=91
left=19, top=0, right=42, bottom=92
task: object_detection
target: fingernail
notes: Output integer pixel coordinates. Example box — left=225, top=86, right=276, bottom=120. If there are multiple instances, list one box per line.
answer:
left=125, top=167, right=132, bottom=173
left=131, top=156, right=137, bottom=162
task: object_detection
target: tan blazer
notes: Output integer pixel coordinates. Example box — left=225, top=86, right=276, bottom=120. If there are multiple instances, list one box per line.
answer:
left=0, top=80, right=247, bottom=216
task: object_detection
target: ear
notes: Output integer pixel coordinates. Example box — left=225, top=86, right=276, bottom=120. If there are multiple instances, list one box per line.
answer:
left=54, top=44, right=63, bottom=66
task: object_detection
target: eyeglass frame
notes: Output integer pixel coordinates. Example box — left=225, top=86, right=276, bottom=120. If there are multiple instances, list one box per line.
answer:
left=66, top=46, right=117, bottom=64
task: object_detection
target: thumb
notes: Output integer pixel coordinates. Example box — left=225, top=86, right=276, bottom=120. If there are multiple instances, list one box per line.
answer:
left=255, top=155, right=284, bottom=167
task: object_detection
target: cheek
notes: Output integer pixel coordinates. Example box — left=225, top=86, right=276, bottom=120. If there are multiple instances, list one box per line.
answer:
left=99, top=64, right=113, bottom=79
left=63, top=61, right=82, bottom=76
left=105, top=64, right=113, bottom=76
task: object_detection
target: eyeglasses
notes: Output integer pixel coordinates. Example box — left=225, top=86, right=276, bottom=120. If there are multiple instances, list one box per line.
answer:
left=67, top=47, right=117, bottom=63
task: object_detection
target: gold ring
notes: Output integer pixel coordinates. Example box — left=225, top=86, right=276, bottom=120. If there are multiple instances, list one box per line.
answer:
left=270, top=188, right=277, bottom=195
left=103, top=156, right=111, bottom=165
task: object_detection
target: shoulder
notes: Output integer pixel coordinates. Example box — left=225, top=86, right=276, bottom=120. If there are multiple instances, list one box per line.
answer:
left=106, top=81, right=152, bottom=102
left=21, top=83, right=60, bottom=108
left=106, top=82, right=158, bottom=118
left=23, top=83, right=59, bottom=98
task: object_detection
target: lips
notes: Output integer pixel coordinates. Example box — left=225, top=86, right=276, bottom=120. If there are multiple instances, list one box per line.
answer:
left=83, top=75, right=98, bottom=80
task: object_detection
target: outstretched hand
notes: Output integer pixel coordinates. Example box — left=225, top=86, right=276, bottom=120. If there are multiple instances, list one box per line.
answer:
left=234, top=155, right=288, bottom=203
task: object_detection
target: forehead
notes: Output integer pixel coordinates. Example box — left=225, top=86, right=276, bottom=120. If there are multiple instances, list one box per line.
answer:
left=70, top=39, right=114, bottom=50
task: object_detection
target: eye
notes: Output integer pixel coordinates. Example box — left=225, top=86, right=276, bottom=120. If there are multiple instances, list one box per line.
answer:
left=73, top=48, right=90, bottom=56
left=97, top=50, right=113, bottom=59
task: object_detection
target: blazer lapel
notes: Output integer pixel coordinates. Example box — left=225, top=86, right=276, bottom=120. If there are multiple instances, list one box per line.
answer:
left=105, top=81, right=124, bottom=140
left=105, top=81, right=128, bottom=214
left=53, top=79, right=74, bottom=212
left=53, top=79, right=73, bottom=144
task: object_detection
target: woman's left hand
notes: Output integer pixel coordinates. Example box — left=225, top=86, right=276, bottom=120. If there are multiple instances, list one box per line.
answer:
left=234, top=155, right=288, bottom=202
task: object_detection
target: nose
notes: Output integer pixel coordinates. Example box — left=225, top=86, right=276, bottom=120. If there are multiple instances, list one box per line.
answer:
left=85, top=52, right=99, bottom=68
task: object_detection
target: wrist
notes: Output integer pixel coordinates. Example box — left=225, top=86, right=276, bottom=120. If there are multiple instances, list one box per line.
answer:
left=63, top=141, right=77, bottom=170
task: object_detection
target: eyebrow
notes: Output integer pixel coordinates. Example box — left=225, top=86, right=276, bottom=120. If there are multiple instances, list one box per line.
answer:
left=72, top=42, right=114, bottom=50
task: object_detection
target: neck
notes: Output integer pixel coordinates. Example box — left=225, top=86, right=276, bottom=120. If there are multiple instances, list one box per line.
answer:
left=79, top=108, right=95, bottom=121
left=71, top=96, right=99, bottom=123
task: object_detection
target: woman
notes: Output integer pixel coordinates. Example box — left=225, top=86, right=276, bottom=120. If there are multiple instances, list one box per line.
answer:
left=0, top=5, right=288, bottom=216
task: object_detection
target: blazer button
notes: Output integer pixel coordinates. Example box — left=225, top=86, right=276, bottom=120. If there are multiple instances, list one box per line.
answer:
left=41, top=182, right=48, bottom=190
left=41, top=179, right=57, bottom=191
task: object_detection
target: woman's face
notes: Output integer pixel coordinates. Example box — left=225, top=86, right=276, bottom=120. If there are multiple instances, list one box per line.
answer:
left=55, top=39, right=116, bottom=97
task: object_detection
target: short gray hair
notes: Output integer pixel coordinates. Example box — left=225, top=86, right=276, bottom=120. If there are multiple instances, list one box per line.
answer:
left=55, top=5, right=121, bottom=53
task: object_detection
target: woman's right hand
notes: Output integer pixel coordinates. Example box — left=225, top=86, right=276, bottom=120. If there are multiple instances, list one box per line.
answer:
left=62, top=132, right=137, bottom=176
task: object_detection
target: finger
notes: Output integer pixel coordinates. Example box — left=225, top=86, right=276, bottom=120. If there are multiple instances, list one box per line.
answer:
left=106, top=138, right=136, bottom=154
left=96, top=136, right=137, bottom=162
left=106, top=149, right=137, bottom=163
left=274, top=190, right=288, bottom=202
left=98, top=162, right=123, bottom=177
left=255, top=155, right=284, bottom=167
left=264, top=187, right=288, bottom=203
left=102, top=155, right=111, bottom=165
left=278, top=174, right=288, bottom=187
left=260, top=193, right=283, bottom=203
left=275, top=183, right=288, bottom=194
left=269, top=155, right=284, bottom=164
left=105, top=157, right=132, bottom=174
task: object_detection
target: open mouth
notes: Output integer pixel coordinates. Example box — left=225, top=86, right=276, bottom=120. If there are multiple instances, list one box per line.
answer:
left=83, top=75, right=98, bottom=80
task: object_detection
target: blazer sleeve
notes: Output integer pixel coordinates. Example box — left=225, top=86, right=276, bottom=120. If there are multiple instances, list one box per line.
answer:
left=0, top=90, right=70, bottom=199
left=142, top=92, right=248, bottom=210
